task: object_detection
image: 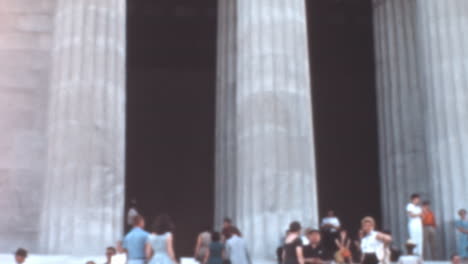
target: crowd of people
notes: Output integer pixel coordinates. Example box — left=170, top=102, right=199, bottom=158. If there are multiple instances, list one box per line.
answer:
left=278, top=193, right=468, bottom=264
left=7, top=193, right=468, bottom=264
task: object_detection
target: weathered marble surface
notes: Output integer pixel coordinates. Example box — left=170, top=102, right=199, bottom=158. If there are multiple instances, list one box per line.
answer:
left=39, top=0, right=127, bottom=255
left=373, top=0, right=468, bottom=258
left=0, top=0, right=56, bottom=253
left=215, top=0, right=319, bottom=260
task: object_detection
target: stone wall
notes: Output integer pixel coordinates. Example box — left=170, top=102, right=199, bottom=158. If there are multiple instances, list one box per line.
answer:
left=0, top=0, right=55, bottom=252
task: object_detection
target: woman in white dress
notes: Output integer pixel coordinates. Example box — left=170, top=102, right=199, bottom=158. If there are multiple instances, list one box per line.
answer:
left=406, top=194, right=423, bottom=256
left=146, top=214, right=178, bottom=264
left=359, top=216, right=392, bottom=264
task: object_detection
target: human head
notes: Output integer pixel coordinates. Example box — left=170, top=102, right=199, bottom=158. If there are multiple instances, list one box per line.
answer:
left=306, top=229, right=321, bottom=244
left=405, top=241, right=416, bottom=255
left=458, top=209, right=467, bottom=219
left=153, top=214, right=174, bottom=235
left=86, top=262, right=96, bottom=264
left=288, top=221, right=302, bottom=233
left=105, top=247, right=116, bottom=262
left=340, top=229, right=348, bottom=237
left=223, top=218, right=232, bottom=229
left=451, top=254, right=461, bottom=264
left=422, top=201, right=431, bottom=209
left=212, top=231, right=221, bottom=242
left=410, top=194, right=421, bottom=204
left=327, top=210, right=335, bottom=217
left=14, top=248, right=27, bottom=263
left=132, top=214, right=145, bottom=228
left=361, top=216, right=376, bottom=233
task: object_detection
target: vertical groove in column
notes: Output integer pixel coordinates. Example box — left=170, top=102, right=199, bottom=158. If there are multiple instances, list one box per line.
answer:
left=373, top=0, right=431, bottom=249
left=375, top=0, right=468, bottom=258
left=40, top=0, right=126, bottom=255
left=215, top=0, right=318, bottom=260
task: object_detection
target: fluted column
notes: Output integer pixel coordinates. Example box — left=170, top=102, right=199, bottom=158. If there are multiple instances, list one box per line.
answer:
left=40, top=0, right=126, bottom=255
left=373, top=0, right=431, bottom=251
left=214, top=0, right=237, bottom=229
left=216, top=0, right=319, bottom=261
left=418, top=0, right=468, bottom=256
left=373, top=0, right=468, bottom=258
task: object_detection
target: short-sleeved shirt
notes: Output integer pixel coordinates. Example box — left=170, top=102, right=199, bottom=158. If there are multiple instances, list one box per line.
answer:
left=302, top=244, right=327, bottom=259
left=283, top=237, right=303, bottom=264
left=321, top=217, right=341, bottom=232
left=123, top=227, right=150, bottom=260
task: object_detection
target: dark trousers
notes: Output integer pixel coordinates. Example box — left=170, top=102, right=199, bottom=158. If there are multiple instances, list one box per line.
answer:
left=362, top=253, right=379, bottom=264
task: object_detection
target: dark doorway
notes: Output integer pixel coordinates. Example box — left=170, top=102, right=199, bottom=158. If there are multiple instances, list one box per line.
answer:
left=307, top=0, right=382, bottom=236
left=125, top=0, right=381, bottom=257
left=125, top=0, right=218, bottom=257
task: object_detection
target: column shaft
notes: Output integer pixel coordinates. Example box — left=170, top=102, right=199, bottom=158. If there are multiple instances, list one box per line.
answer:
left=216, top=0, right=319, bottom=260
left=40, top=0, right=126, bottom=255
left=374, top=0, right=468, bottom=258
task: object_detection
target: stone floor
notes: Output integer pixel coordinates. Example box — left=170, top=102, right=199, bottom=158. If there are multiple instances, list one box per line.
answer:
left=0, top=254, right=454, bottom=264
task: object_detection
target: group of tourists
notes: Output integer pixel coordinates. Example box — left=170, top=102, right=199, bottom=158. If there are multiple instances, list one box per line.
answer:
left=279, top=193, right=468, bottom=264
left=8, top=194, right=468, bottom=264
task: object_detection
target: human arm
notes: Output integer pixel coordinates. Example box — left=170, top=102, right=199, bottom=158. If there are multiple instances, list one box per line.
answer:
left=407, top=204, right=422, bottom=217
left=335, top=239, right=342, bottom=249
left=167, top=234, right=178, bottom=264
left=376, top=232, right=392, bottom=244
left=194, top=234, right=202, bottom=257
left=203, top=248, right=210, bottom=264
left=296, top=246, right=305, bottom=264
left=145, top=242, right=153, bottom=261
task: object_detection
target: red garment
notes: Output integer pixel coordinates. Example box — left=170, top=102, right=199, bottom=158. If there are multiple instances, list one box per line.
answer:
left=422, top=210, right=436, bottom=227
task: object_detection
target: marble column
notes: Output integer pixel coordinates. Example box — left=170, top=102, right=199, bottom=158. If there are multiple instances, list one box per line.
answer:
left=39, top=0, right=126, bottom=255
left=0, top=0, right=55, bottom=252
left=373, top=0, right=468, bottom=258
left=372, top=0, right=431, bottom=251
left=215, top=0, right=319, bottom=261
left=418, top=0, right=468, bottom=256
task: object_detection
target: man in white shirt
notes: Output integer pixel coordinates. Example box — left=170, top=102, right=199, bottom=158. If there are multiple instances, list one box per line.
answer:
left=321, top=210, right=341, bottom=258
left=406, top=194, right=423, bottom=256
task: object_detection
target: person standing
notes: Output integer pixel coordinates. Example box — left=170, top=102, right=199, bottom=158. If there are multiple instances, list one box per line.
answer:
left=422, top=201, right=437, bottom=260
left=406, top=194, right=423, bottom=256
left=359, top=216, right=392, bottom=264
left=226, top=227, right=251, bottom=264
left=282, top=222, right=303, bottom=264
left=145, top=214, right=178, bottom=264
left=204, top=232, right=225, bottom=264
left=455, top=209, right=468, bottom=259
left=194, top=229, right=212, bottom=263
left=222, top=218, right=233, bottom=242
left=123, top=215, right=150, bottom=264
left=127, top=199, right=139, bottom=227
left=321, top=210, right=341, bottom=258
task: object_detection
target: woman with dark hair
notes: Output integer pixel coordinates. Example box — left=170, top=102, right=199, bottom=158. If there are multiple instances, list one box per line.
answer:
left=282, top=221, right=303, bottom=264
left=145, top=214, right=178, bottom=264
left=204, top=232, right=225, bottom=264
left=334, top=229, right=352, bottom=264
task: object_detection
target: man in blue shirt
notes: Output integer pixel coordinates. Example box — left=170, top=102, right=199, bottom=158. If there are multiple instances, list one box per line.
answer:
left=123, top=214, right=150, bottom=264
